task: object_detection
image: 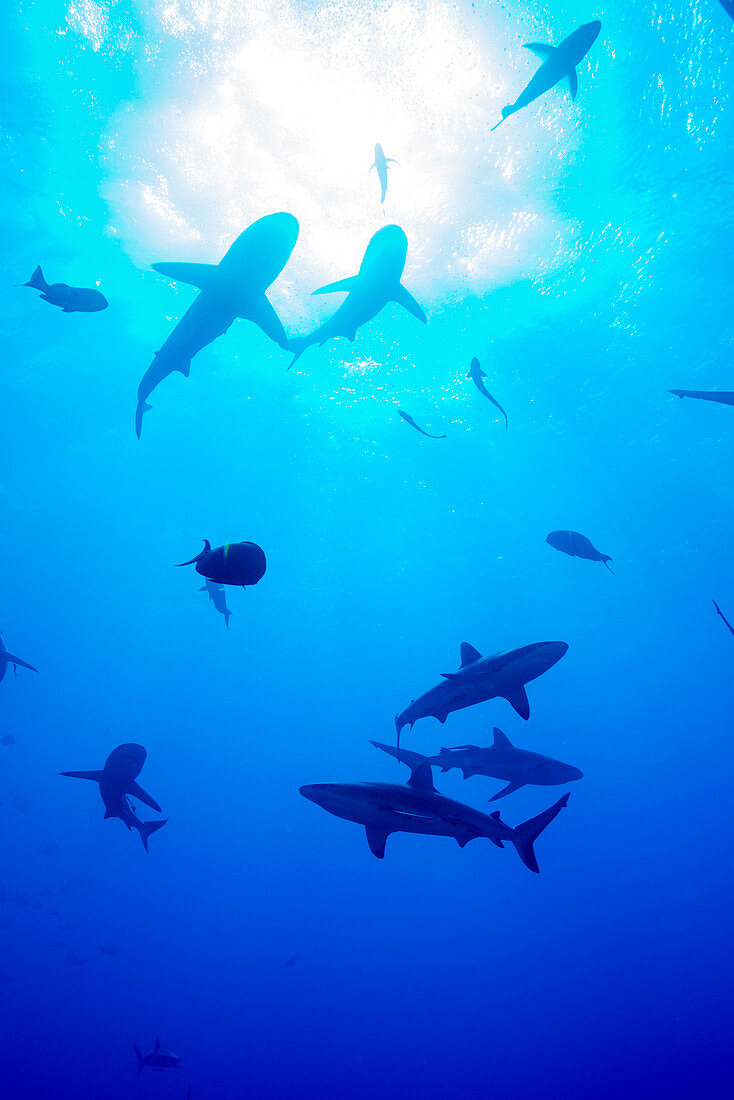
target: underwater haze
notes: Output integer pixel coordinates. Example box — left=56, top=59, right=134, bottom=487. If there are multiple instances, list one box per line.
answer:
left=2, top=0, right=733, bottom=1097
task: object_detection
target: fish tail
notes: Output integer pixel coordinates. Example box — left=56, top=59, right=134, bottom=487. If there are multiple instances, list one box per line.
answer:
left=288, top=337, right=310, bottom=369
left=490, top=106, right=513, bottom=132
left=138, top=819, right=167, bottom=853
left=602, top=556, right=614, bottom=574
left=511, top=794, right=569, bottom=873
left=24, top=265, right=47, bottom=291
left=135, top=400, right=152, bottom=439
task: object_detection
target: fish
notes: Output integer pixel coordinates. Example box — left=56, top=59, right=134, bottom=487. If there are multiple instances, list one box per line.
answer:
left=467, top=358, right=507, bottom=426
left=135, top=212, right=299, bottom=437
left=370, top=143, right=398, bottom=203
left=199, top=578, right=232, bottom=628
left=397, top=409, right=446, bottom=439
left=300, top=759, right=569, bottom=872
left=395, top=640, right=568, bottom=750
left=20, top=265, right=108, bottom=312
left=491, top=21, right=601, bottom=131
left=372, top=728, right=583, bottom=800
left=289, top=225, right=426, bottom=366
left=176, top=540, right=266, bottom=588
left=713, top=599, right=734, bottom=637
left=134, top=1037, right=182, bottom=1076
left=1, top=735, right=19, bottom=746
left=60, top=743, right=166, bottom=852
left=546, top=530, right=613, bottom=572
left=0, top=634, right=38, bottom=685
left=669, top=389, right=734, bottom=407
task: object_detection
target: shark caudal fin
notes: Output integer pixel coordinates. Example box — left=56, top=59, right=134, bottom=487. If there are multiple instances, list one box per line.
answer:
left=510, top=794, right=569, bottom=873
left=24, top=265, right=48, bottom=291
left=490, top=105, right=514, bottom=132
left=134, top=1045, right=145, bottom=1077
left=135, top=399, right=151, bottom=439
left=601, top=556, right=615, bottom=574
left=288, top=336, right=311, bottom=369
left=139, top=819, right=167, bottom=853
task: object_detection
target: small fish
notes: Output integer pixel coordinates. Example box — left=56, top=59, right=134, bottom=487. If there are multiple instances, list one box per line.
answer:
left=713, top=600, right=734, bottom=637
left=21, top=265, right=108, bottom=313
left=467, top=358, right=507, bottom=426
left=1, top=735, right=18, bottom=746
left=546, top=531, right=613, bottom=572
left=398, top=409, right=446, bottom=439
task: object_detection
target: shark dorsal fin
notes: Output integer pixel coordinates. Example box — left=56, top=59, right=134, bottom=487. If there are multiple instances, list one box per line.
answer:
left=154, top=1037, right=161, bottom=1052
left=460, top=643, right=482, bottom=667
left=407, top=762, right=436, bottom=793
left=489, top=811, right=502, bottom=820
left=523, top=42, right=556, bottom=60
left=492, top=727, right=513, bottom=749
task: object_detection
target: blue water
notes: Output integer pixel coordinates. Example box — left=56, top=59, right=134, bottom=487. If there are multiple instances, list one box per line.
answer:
left=2, top=1, right=733, bottom=1097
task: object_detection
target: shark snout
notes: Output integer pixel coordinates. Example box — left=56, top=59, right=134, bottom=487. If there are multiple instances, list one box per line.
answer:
left=582, top=20, right=602, bottom=45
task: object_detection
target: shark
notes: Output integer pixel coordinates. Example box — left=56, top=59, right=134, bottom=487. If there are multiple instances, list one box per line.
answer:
left=289, top=225, right=426, bottom=366
left=398, top=409, right=446, bottom=438
left=134, top=1037, right=181, bottom=1076
left=21, top=266, right=108, bottom=313
left=60, top=743, right=166, bottom=852
left=0, top=634, right=38, bottom=685
left=546, top=530, right=613, bottom=572
left=669, top=389, right=734, bottom=407
left=467, top=358, right=507, bottom=426
left=135, top=212, right=299, bottom=437
left=370, top=143, right=398, bottom=203
left=491, top=21, right=601, bottom=132
left=372, top=729, right=582, bottom=801
left=300, top=759, right=569, bottom=872
left=395, top=641, right=568, bottom=749
left=199, top=578, right=232, bottom=628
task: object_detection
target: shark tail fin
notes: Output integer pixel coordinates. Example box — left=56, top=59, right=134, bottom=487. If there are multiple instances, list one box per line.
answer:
left=288, top=336, right=310, bottom=370
left=511, top=794, right=569, bottom=873
left=224, top=608, right=232, bottom=630
left=135, top=400, right=152, bottom=439
left=602, top=556, right=615, bottom=574
left=134, top=1045, right=144, bottom=1076
left=490, top=106, right=513, bottom=132
left=24, top=265, right=48, bottom=291
left=175, top=541, right=211, bottom=567
left=139, top=819, right=167, bottom=853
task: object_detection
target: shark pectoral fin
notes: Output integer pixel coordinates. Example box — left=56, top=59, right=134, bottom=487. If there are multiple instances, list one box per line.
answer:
left=128, top=782, right=162, bottom=814
left=151, top=262, right=218, bottom=290
left=365, top=826, right=391, bottom=859
left=312, top=276, right=359, bottom=295
left=440, top=671, right=473, bottom=682
left=386, top=158, right=399, bottom=166
left=393, top=284, right=427, bottom=323
left=3, top=653, right=38, bottom=673
left=522, top=42, right=556, bottom=59
left=369, top=163, right=377, bottom=174
left=454, top=829, right=477, bottom=848
left=59, top=770, right=104, bottom=782
left=505, top=685, right=530, bottom=720
left=489, top=781, right=524, bottom=801
left=244, top=295, right=288, bottom=349
left=460, top=642, right=482, bottom=667
left=567, top=67, right=578, bottom=101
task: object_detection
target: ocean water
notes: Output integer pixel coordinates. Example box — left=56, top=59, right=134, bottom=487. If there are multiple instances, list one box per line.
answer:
left=1, top=1, right=733, bottom=1097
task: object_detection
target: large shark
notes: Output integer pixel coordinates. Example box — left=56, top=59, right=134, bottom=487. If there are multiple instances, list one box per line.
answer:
left=0, top=634, right=37, bottom=685
left=370, top=143, right=397, bottom=203
left=395, top=641, right=568, bottom=748
left=372, top=729, right=582, bottom=801
left=300, top=760, right=569, bottom=872
left=491, top=21, right=601, bottom=132
left=289, top=225, right=426, bottom=366
left=60, top=743, right=166, bottom=852
left=135, top=212, right=299, bottom=437
left=134, top=1037, right=181, bottom=1076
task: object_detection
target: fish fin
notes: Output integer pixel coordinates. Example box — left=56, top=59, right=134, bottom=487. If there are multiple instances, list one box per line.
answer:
left=365, top=826, right=390, bottom=859
left=59, top=770, right=104, bottom=782
left=504, top=685, right=530, bottom=720
left=244, top=295, right=288, bottom=350
left=454, top=829, right=478, bottom=848
left=288, top=336, right=311, bottom=368
left=134, top=400, right=152, bottom=439
left=24, top=266, right=48, bottom=291
left=491, top=727, right=513, bottom=749
left=511, top=794, right=569, bottom=873
left=369, top=163, right=376, bottom=174
left=139, top=820, right=167, bottom=853
left=152, top=262, right=218, bottom=290
left=311, top=276, right=358, bottom=295
left=154, top=1037, right=161, bottom=1052
left=460, top=642, right=482, bottom=667
left=175, top=540, right=211, bottom=567
left=523, top=42, right=556, bottom=59
left=490, top=110, right=510, bottom=132
left=567, top=66, right=578, bottom=101
left=2, top=653, right=37, bottom=673
left=224, top=609, right=231, bottom=629
left=489, top=811, right=502, bottom=820
left=489, top=781, right=524, bottom=801
left=602, top=556, right=614, bottom=574
left=127, top=782, right=161, bottom=814
left=669, top=390, right=685, bottom=399
left=406, top=762, right=437, bottom=793
left=393, top=283, right=427, bottom=323
left=370, top=741, right=427, bottom=772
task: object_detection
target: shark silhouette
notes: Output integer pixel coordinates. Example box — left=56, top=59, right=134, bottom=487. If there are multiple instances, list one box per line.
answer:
left=370, top=143, right=398, bottom=203
left=136, top=212, right=299, bottom=437
left=289, top=225, right=425, bottom=366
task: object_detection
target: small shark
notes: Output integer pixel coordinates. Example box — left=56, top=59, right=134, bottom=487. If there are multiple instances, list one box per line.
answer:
left=713, top=599, right=734, bottom=637
left=395, top=640, right=568, bottom=748
left=176, top=539, right=266, bottom=588
left=398, top=409, right=446, bottom=439
left=491, top=21, right=601, bottom=131
left=669, top=389, right=734, bottom=407
left=289, top=225, right=426, bottom=366
left=60, top=743, right=166, bottom=852
left=0, top=635, right=37, bottom=685
left=546, top=530, right=613, bottom=572
left=372, top=728, right=583, bottom=801
left=199, top=578, right=232, bottom=628
left=21, top=266, right=108, bottom=312
left=134, top=1037, right=181, bottom=1076
left=370, top=143, right=398, bottom=203
left=467, top=358, right=507, bottom=427
left=135, top=212, right=299, bottom=437
left=300, top=759, right=569, bottom=872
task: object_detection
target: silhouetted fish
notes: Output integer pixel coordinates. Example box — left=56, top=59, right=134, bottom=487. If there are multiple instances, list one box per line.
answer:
left=134, top=1037, right=182, bottom=1076
left=199, top=578, right=232, bottom=628
left=21, top=265, right=108, bottom=312
left=176, top=540, right=266, bottom=588
left=546, top=530, right=613, bottom=572
left=713, top=600, right=734, bottom=637
left=467, top=358, right=507, bottom=426
left=398, top=410, right=446, bottom=439
left=370, top=143, right=398, bottom=203
left=669, top=389, right=734, bottom=407
left=1, top=735, right=18, bottom=746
